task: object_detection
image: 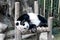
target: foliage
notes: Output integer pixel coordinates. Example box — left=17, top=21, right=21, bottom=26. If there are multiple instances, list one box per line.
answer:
left=53, top=19, right=60, bottom=27
left=39, top=0, right=60, bottom=27
left=52, top=0, right=60, bottom=27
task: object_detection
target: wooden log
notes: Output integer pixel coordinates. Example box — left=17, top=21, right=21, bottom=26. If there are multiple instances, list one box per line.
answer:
left=6, top=29, right=35, bottom=39
left=22, top=34, right=35, bottom=39
left=34, top=1, right=38, bottom=14
left=6, top=38, right=15, bottom=40
left=15, top=2, right=22, bottom=40
left=6, top=34, right=35, bottom=40
left=47, top=17, right=53, bottom=40
left=21, top=27, right=49, bottom=35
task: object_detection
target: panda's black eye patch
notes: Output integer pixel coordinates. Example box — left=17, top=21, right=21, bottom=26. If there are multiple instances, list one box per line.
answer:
left=16, top=22, right=19, bottom=26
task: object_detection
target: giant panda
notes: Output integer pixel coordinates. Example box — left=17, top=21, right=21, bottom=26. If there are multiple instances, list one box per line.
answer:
left=16, top=13, right=47, bottom=33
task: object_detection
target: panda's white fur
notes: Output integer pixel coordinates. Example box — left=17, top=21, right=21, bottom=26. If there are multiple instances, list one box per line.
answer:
left=27, top=13, right=41, bottom=26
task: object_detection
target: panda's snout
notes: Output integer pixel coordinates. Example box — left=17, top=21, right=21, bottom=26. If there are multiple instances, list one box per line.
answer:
left=24, top=28, right=27, bottom=29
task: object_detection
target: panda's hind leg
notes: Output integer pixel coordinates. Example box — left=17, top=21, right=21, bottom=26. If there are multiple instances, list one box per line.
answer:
left=29, top=24, right=37, bottom=33
left=39, top=22, right=48, bottom=27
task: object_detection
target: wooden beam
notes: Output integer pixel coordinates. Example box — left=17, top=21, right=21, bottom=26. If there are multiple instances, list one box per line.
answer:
left=21, top=27, right=49, bottom=35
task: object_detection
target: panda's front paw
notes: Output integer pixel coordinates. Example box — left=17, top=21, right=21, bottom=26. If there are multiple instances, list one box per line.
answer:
left=30, top=28, right=37, bottom=33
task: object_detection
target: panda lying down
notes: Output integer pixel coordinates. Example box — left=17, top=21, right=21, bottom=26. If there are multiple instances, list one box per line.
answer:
left=16, top=13, right=47, bottom=33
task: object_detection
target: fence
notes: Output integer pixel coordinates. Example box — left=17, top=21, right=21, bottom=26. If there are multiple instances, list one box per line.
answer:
left=15, top=1, right=53, bottom=40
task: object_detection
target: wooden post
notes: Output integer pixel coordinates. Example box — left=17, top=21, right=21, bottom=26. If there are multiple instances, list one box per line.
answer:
left=34, top=1, right=39, bottom=40
left=15, top=2, right=20, bottom=21
left=47, top=17, right=53, bottom=40
left=51, top=0, right=53, bottom=16
left=0, top=34, right=5, bottom=40
left=59, top=0, right=60, bottom=21
left=44, top=0, right=45, bottom=17
left=34, top=1, right=40, bottom=40
left=7, top=0, right=15, bottom=16
left=7, top=0, right=12, bottom=16
left=58, top=0, right=60, bottom=20
left=34, top=1, right=38, bottom=14
left=15, top=2, right=22, bottom=40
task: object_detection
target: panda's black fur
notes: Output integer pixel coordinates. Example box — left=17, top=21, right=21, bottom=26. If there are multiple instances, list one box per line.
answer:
left=17, top=13, right=48, bottom=30
left=17, top=14, right=30, bottom=23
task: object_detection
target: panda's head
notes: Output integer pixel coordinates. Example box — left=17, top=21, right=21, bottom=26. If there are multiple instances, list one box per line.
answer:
left=15, top=21, right=29, bottom=33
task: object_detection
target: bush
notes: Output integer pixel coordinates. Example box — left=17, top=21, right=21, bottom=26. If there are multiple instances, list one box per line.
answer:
left=53, top=18, right=60, bottom=28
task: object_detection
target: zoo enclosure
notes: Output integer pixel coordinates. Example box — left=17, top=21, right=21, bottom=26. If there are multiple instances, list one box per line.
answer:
left=15, top=1, right=53, bottom=40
